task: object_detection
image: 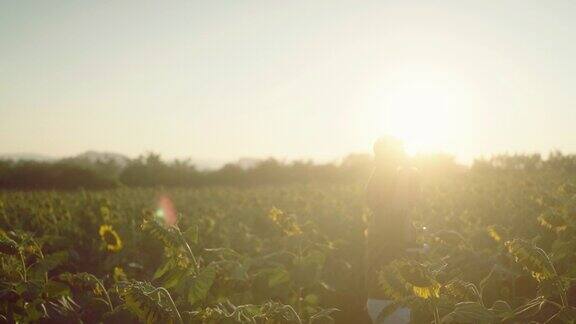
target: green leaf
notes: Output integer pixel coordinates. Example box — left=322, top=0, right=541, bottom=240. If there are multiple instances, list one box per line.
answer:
left=102, top=305, right=139, bottom=324
left=153, top=260, right=175, bottom=280
left=302, top=250, right=326, bottom=268
left=187, top=265, right=216, bottom=305
left=123, top=284, right=173, bottom=324
left=16, top=281, right=42, bottom=302
left=490, top=300, right=512, bottom=318
left=267, top=267, right=290, bottom=288
left=443, top=301, right=497, bottom=323
left=507, top=296, right=546, bottom=320
left=545, top=306, right=576, bottom=324
left=43, top=280, right=70, bottom=297
left=0, top=236, right=19, bottom=255
left=158, top=267, right=186, bottom=289
left=304, top=294, right=319, bottom=305
left=229, top=261, right=249, bottom=281
left=30, top=251, right=68, bottom=280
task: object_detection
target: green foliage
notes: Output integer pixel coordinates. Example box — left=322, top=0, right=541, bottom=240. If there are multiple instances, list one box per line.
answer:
left=0, top=236, right=18, bottom=255
left=1, top=160, right=576, bottom=322
left=187, top=265, right=216, bottom=305
left=122, top=281, right=176, bottom=324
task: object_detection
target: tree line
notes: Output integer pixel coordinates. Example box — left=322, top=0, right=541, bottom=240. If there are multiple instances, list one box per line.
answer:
left=0, top=151, right=574, bottom=190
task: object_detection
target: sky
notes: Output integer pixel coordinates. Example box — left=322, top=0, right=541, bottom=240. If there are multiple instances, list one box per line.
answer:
left=1, top=0, right=575, bottom=164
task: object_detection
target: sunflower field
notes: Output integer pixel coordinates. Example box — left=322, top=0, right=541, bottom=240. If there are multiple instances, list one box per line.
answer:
left=1, top=165, right=576, bottom=323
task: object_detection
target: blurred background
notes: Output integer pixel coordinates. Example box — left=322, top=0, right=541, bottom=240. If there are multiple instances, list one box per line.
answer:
left=2, top=0, right=575, bottom=170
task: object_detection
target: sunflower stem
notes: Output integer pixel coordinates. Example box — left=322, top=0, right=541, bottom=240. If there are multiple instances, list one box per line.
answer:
left=31, top=238, right=48, bottom=283
left=174, top=226, right=199, bottom=270
left=19, top=251, right=27, bottom=283
left=87, top=274, right=113, bottom=312
left=431, top=299, right=441, bottom=324
left=539, top=246, right=567, bottom=307
left=151, top=287, right=183, bottom=324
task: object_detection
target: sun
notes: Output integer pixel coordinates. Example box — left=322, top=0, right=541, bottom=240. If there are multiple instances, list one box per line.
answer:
left=376, top=81, right=461, bottom=156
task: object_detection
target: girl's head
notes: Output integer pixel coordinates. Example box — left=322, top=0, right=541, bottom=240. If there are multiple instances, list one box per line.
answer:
left=373, top=136, right=406, bottom=167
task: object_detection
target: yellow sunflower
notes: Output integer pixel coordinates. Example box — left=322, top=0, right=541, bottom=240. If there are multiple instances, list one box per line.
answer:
left=113, top=266, right=127, bottom=282
left=487, top=225, right=502, bottom=242
left=268, top=207, right=302, bottom=236
left=379, top=260, right=441, bottom=300
left=412, top=282, right=441, bottom=299
left=99, top=225, right=123, bottom=252
left=399, top=263, right=441, bottom=300
left=537, top=211, right=567, bottom=233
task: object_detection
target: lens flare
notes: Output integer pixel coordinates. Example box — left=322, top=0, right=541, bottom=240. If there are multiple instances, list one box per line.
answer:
left=156, top=195, right=177, bottom=226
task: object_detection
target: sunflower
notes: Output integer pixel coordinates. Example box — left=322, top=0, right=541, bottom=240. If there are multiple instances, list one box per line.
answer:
left=113, top=266, right=127, bottom=282
left=412, top=282, right=441, bottom=299
left=505, top=239, right=555, bottom=282
left=487, top=225, right=504, bottom=242
left=537, top=210, right=567, bottom=233
left=268, top=207, right=302, bottom=236
left=399, top=262, right=441, bottom=299
left=99, top=225, right=123, bottom=252
left=379, top=259, right=441, bottom=300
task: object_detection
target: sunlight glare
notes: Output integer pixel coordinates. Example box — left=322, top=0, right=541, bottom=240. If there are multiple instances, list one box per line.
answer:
left=377, top=81, right=463, bottom=156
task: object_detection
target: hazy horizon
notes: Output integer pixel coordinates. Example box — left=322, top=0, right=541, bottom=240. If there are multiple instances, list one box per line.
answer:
left=2, top=1, right=575, bottom=164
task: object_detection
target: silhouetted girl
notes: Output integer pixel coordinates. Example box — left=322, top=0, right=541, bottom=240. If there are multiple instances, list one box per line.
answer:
left=365, top=137, right=420, bottom=324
